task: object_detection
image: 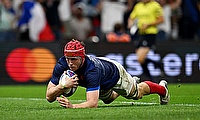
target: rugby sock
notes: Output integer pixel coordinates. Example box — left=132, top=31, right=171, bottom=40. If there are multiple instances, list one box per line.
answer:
left=144, top=81, right=166, bottom=96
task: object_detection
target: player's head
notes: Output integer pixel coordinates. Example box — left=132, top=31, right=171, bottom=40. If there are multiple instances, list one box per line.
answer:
left=64, top=39, right=85, bottom=68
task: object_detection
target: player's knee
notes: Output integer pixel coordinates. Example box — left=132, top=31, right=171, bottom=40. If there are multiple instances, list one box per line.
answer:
left=134, top=94, right=143, bottom=100
left=99, top=90, right=114, bottom=104
left=137, top=85, right=145, bottom=99
left=132, top=86, right=143, bottom=100
left=137, top=57, right=145, bottom=64
left=102, top=98, right=114, bottom=104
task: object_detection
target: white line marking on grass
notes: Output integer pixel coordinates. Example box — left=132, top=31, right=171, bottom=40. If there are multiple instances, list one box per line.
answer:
left=122, top=101, right=158, bottom=105
left=1, top=97, right=199, bottom=107
left=172, top=104, right=200, bottom=107
left=118, top=101, right=200, bottom=107
left=0, top=97, right=45, bottom=101
left=0, top=97, right=86, bottom=102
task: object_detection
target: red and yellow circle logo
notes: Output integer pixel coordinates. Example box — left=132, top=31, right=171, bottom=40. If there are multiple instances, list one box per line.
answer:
left=5, top=47, right=56, bottom=82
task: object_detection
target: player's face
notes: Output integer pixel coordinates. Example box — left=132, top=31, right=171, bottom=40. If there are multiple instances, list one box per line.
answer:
left=66, top=57, right=82, bottom=71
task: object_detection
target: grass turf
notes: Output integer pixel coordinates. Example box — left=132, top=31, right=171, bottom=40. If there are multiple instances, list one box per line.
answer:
left=0, top=83, right=200, bottom=120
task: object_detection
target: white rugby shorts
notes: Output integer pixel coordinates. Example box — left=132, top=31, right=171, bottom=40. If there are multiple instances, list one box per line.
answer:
left=98, top=57, right=137, bottom=98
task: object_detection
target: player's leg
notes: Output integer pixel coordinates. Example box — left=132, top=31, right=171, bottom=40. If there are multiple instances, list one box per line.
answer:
left=136, top=80, right=170, bottom=104
left=136, top=34, right=161, bottom=80
left=136, top=47, right=152, bottom=79
left=119, top=76, right=170, bottom=105
left=112, top=63, right=141, bottom=100
left=136, top=47, right=150, bottom=64
left=99, top=89, right=120, bottom=104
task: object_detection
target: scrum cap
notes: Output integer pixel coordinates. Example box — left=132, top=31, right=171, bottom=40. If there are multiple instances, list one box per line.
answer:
left=64, top=39, right=85, bottom=61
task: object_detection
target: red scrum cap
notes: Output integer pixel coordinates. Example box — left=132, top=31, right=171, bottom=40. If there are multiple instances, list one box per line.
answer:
left=64, top=39, right=85, bottom=61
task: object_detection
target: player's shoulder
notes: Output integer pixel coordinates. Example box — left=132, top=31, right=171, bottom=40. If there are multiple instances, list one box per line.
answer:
left=86, top=55, right=108, bottom=67
left=135, top=2, right=143, bottom=8
left=86, top=55, right=98, bottom=61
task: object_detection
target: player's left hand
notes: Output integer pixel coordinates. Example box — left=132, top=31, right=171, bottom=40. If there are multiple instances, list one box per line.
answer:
left=56, top=95, right=73, bottom=108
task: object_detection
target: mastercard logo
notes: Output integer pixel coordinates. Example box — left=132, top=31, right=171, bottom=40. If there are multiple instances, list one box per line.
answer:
left=5, top=47, right=56, bottom=82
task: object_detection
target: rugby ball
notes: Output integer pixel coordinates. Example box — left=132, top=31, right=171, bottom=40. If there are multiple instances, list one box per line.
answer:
left=59, top=70, right=77, bottom=97
left=66, top=70, right=76, bottom=78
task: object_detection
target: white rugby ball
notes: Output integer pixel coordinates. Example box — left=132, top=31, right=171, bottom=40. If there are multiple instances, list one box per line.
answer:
left=59, top=70, right=77, bottom=97
left=66, top=70, right=76, bottom=77
left=63, top=87, right=77, bottom=97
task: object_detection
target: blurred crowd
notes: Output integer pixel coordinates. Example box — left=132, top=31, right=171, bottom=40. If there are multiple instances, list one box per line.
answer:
left=0, top=0, right=200, bottom=43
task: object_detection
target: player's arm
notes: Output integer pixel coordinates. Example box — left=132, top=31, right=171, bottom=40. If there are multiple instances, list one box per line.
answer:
left=46, top=81, right=66, bottom=103
left=46, top=74, right=79, bottom=103
left=57, top=90, right=99, bottom=108
left=145, top=15, right=164, bottom=27
left=127, top=5, right=137, bottom=29
left=127, top=17, right=135, bottom=29
left=141, top=15, right=164, bottom=31
left=73, top=90, right=99, bottom=108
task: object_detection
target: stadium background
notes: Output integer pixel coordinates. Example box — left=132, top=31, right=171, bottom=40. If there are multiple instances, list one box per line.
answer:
left=1, top=40, right=200, bottom=85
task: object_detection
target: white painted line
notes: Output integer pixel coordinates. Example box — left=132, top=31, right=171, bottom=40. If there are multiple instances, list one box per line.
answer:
left=0, top=97, right=44, bottom=101
left=0, top=97, right=199, bottom=107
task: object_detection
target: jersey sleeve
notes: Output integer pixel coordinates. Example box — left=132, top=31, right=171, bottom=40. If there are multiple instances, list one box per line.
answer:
left=129, top=4, right=139, bottom=20
left=85, top=68, right=101, bottom=92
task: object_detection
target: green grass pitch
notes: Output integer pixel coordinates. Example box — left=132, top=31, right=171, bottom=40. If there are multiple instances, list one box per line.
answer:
left=0, top=83, right=200, bottom=120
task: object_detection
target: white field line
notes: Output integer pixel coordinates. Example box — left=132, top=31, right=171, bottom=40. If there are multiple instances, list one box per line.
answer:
left=0, top=97, right=199, bottom=107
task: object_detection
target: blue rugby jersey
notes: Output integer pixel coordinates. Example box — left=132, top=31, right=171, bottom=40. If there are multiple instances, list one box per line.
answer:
left=50, top=55, right=120, bottom=91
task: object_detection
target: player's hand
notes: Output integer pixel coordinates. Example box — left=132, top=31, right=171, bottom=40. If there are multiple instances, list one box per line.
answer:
left=56, top=95, right=73, bottom=108
left=127, top=20, right=134, bottom=29
left=64, top=74, right=79, bottom=88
